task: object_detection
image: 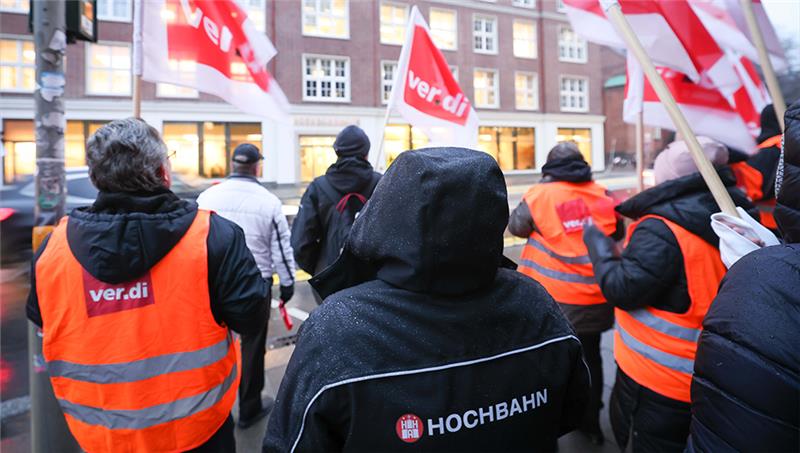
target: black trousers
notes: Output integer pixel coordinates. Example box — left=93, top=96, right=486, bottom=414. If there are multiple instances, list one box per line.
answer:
left=610, top=368, right=691, bottom=452
left=578, top=332, right=604, bottom=435
left=187, top=415, right=235, bottom=452
left=239, top=291, right=271, bottom=421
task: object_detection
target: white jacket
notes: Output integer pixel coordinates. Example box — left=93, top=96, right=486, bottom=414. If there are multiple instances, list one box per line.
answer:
left=197, top=176, right=295, bottom=286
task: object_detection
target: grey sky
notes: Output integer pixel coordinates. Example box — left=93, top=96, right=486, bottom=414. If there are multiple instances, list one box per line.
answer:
left=762, top=0, right=800, bottom=42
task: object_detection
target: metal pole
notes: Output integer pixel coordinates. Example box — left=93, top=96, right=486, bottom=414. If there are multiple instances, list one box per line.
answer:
left=30, top=0, right=80, bottom=450
left=635, top=111, right=644, bottom=192
left=602, top=0, right=738, bottom=216
left=738, top=0, right=786, bottom=131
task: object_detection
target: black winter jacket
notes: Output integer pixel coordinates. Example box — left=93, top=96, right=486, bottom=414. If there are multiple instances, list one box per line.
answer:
left=27, top=189, right=269, bottom=336
left=265, top=148, right=590, bottom=452
left=688, top=101, right=800, bottom=452
left=291, top=156, right=381, bottom=275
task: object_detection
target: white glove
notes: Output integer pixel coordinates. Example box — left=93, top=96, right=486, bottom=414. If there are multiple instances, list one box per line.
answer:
left=711, top=207, right=780, bottom=269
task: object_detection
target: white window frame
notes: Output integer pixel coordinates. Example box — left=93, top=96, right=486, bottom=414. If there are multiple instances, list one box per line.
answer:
left=85, top=42, right=132, bottom=97
left=473, top=68, right=499, bottom=109
left=556, top=0, right=566, bottom=12
left=472, top=14, right=498, bottom=55
left=0, top=0, right=28, bottom=13
left=428, top=7, right=457, bottom=51
left=559, top=75, right=589, bottom=113
left=558, top=25, right=587, bottom=63
left=513, top=0, right=536, bottom=8
left=240, top=0, right=267, bottom=32
left=379, top=1, right=408, bottom=46
left=302, top=54, right=351, bottom=103
left=515, top=71, right=538, bottom=111
left=513, top=19, right=537, bottom=59
left=380, top=60, right=397, bottom=105
left=96, top=0, right=132, bottom=22
left=0, top=37, right=35, bottom=93
left=302, top=0, right=350, bottom=40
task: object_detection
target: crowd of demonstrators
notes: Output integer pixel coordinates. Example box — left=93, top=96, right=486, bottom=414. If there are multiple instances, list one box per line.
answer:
left=26, top=118, right=268, bottom=452
left=266, top=147, right=590, bottom=451
left=509, top=142, right=623, bottom=445
left=197, top=143, right=296, bottom=429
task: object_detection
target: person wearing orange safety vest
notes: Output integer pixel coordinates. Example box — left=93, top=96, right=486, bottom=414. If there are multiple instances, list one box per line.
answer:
left=26, top=119, right=269, bottom=452
left=509, top=142, right=623, bottom=445
left=729, top=104, right=782, bottom=232
left=582, top=138, right=758, bottom=452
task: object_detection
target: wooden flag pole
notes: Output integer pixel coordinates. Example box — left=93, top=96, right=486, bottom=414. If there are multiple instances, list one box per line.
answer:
left=133, top=75, right=142, bottom=118
left=602, top=0, right=738, bottom=216
left=739, top=0, right=786, bottom=131
left=132, top=0, right=143, bottom=118
left=373, top=107, right=392, bottom=172
left=635, top=110, right=644, bottom=192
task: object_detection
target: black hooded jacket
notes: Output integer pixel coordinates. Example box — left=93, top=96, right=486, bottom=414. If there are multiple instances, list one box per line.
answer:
left=688, top=102, right=800, bottom=452
left=265, top=148, right=590, bottom=452
left=27, top=189, right=268, bottom=335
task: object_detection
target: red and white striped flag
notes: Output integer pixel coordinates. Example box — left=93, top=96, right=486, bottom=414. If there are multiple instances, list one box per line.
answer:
left=136, top=0, right=289, bottom=121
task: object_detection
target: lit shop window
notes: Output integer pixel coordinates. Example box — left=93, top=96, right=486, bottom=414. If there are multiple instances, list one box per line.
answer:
left=384, top=124, right=428, bottom=167
left=299, top=135, right=337, bottom=182
left=97, top=0, right=131, bottom=22
left=556, top=127, right=593, bottom=164
left=513, top=20, right=537, bottom=59
left=559, top=26, right=587, bottom=63
left=162, top=122, right=262, bottom=178
left=86, top=43, right=131, bottom=96
left=559, top=76, right=589, bottom=112
left=303, top=55, right=350, bottom=102
left=515, top=72, right=538, bottom=110
left=303, top=0, right=349, bottom=38
left=0, top=39, right=35, bottom=92
left=478, top=127, right=535, bottom=171
left=0, top=0, right=29, bottom=13
left=429, top=8, right=457, bottom=50
left=380, top=60, right=397, bottom=104
left=473, top=69, right=499, bottom=109
left=156, top=59, right=198, bottom=98
left=473, top=15, right=497, bottom=54
left=380, top=2, right=408, bottom=45
left=241, top=0, right=267, bottom=31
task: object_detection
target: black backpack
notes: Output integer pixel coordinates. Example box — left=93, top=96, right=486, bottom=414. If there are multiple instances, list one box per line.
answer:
left=315, top=173, right=381, bottom=269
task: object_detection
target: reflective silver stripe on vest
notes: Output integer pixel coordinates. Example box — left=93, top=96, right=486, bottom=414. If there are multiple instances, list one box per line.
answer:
left=526, top=237, right=592, bottom=265
left=616, top=324, right=694, bottom=374
left=58, top=362, right=237, bottom=430
left=627, top=309, right=700, bottom=343
left=47, top=338, right=231, bottom=384
left=520, top=259, right=597, bottom=284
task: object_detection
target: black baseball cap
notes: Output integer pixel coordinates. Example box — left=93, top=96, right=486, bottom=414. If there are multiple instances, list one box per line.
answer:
left=232, top=143, right=264, bottom=164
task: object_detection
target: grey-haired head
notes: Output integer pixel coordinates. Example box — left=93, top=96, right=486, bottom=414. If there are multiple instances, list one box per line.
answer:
left=86, top=118, right=169, bottom=193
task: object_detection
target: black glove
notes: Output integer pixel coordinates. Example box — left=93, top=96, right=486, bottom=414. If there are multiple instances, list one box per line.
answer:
left=583, top=223, right=619, bottom=262
left=279, top=284, right=295, bottom=303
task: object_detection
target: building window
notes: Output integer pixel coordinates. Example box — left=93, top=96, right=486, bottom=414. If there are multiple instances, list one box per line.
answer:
left=513, top=0, right=536, bottom=7
left=302, top=0, right=349, bottom=39
left=556, top=0, right=566, bottom=12
left=97, top=0, right=131, bottom=21
left=380, top=2, right=408, bottom=45
left=163, top=122, right=262, bottom=178
left=559, top=26, right=587, bottom=63
left=473, top=15, right=497, bottom=54
left=560, top=76, right=589, bottom=112
left=241, top=0, right=267, bottom=31
left=513, top=20, right=536, bottom=59
left=299, top=136, right=337, bottom=182
left=303, top=55, right=350, bottom=102
left=86, top=43, right=131, bottom=96
left=557, top=128, right=592, bottom=164
left=157, top=59, right=198, bottom=98
left=381, top=61, right=397, bottom=104
left=384, top=124, right=428, bottom=166
left=0, top=39, right=35, bottom=92
left=478, top=127, right=536, bottom=171
left=429, top=8, right=457, bottom=50
left=0, top=0, right=28, bottom=13
left=473, top=69, right=498, bottom=109
left=515, top=72, right=538, bottom=110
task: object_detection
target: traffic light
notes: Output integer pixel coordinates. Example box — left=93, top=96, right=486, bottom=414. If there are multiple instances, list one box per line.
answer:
left=28, top=0, right=98, bottom=43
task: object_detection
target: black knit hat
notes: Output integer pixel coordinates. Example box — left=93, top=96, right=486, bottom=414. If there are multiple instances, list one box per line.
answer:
left=333, top=125, right=370, bottom=158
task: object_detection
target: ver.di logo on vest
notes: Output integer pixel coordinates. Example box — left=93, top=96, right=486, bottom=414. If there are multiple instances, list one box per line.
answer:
left=82, top=269, right=155, bottom=317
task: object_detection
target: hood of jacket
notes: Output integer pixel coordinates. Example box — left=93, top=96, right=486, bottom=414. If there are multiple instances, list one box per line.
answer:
left=541, top=155, right=593, bottom=183
left=66, top=188, right=198, bottom=284
left=617, top=167, right=753, bottom=246
left=325, top=156, right=377, bottom=194
left=325, top=147, right=509, bottom=296
left=757, top=104, right=782, bottom=144
left=776, top=101, right=800, bottom=242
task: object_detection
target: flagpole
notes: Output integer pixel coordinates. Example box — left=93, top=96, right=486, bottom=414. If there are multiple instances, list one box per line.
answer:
left=132, top=0, right=143, bottom=118
left=635, top=110, right=644, bottom=192
left=601, top=0, right=738, bottom=216
left=738, top=0, right=785, bottom=131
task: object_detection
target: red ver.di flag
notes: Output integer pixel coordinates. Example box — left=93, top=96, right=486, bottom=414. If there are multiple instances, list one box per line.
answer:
left=386, top=6, right=479, bottom=148
left=138, top=0, right=289, bottom=121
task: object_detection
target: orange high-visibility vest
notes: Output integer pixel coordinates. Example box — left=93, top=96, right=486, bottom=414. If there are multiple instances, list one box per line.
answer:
left=518, top=181, right=618, bottom=305
left=614, top=215, right=726, bottom=403
left=36, top=210, right=240, bottom=453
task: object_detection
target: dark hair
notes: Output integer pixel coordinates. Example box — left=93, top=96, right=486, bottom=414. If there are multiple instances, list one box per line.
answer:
left=546, top=142, right=582, bottom=163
